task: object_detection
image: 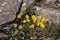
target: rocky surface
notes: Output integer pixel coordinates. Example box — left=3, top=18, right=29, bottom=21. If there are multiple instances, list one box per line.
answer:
left=0, top=0, right=20, bottom=24
left=0, top=0, right=35, bottom=24
left=0, top=0, right=60, bottom=24
left=34, top=6, right=60, bottom=24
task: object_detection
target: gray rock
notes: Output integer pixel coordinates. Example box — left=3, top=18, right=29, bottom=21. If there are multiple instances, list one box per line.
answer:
left=34, top=6, right=60, bottom=24
left=0, top=0, right=20, bottom=24
left=0, top=0, right=60, bottom=25
left=0, top=0, right=35, bottom=24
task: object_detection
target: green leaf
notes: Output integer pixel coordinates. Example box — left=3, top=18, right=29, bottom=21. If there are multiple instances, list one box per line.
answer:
left=11, top=29, right=19, bottom=37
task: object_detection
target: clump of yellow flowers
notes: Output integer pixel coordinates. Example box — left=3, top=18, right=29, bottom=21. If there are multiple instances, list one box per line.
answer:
left=9, top=3, right=50, bottom=40
left=42, top=18, right=49, bottom=22
left=13, top=14, right=49, bottom=30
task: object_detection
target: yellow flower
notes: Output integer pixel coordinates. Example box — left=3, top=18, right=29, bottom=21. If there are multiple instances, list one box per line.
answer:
left=40, top=22, right=45, bottom=29
left=42, top=18, right=45, bottom=22
left=42, top=18, right=49, bottom=22
left=33, top=20, right=36, bottom=23
left=39, top=22, right=43, bottom=24
left=18, top=25, right=23, bottom=30
left=26, top=19, right=30, bottom=23
left=23, top=6, right=27, bottom=11
left=36, top=21, right=40, bottom=26
left=23, top=20, right=26, bottom=23
left=30, top=24, right=34, bottom=29
left=32, top=15, right=36, bottom=19
left=32, top=15, right=37, bottom=22
left=25, top=15, right=29, bottom=19
left=45, top=18, right=49, bottom=21
left=17, top=14, right=21, bottom=19
left=13, top=23, right=18, bottom=28
left=38, top=15, right=42, bottom=19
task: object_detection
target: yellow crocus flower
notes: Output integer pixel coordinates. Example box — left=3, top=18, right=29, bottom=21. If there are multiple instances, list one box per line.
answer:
left=32, top=19, right=37, bottom=23
left=39, top=22, right=43, bottom=24
left=26, top=19, right=30, bottom=23
left=33, top=20, right=35, bottom=23
left=36, top=21, right=40, bottom=26
left=38, top=15, right=42, bottom=19
left=40, top=22, right=45, bottom=29
left=42, top=18, right=46, bottom=22
left=18, top=25, right=23, bottom=30
left=32, top=15, right=37, bottom=22
left=23, top=20, right=26, bottom=23
left=42, top=18, right=49, bottom=22
left=45, top=18, right=49, bottom=22
left=30, top=24, right=34, bottom=29
left=13, top=23, right=18, bottom=28
left=17, top=14, right=21, bottom=19
left=25, top=15, right=29, bottom=19
left=32, top=15, right=36, bottom=19
left=23, top=6, right=27, bottom=11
